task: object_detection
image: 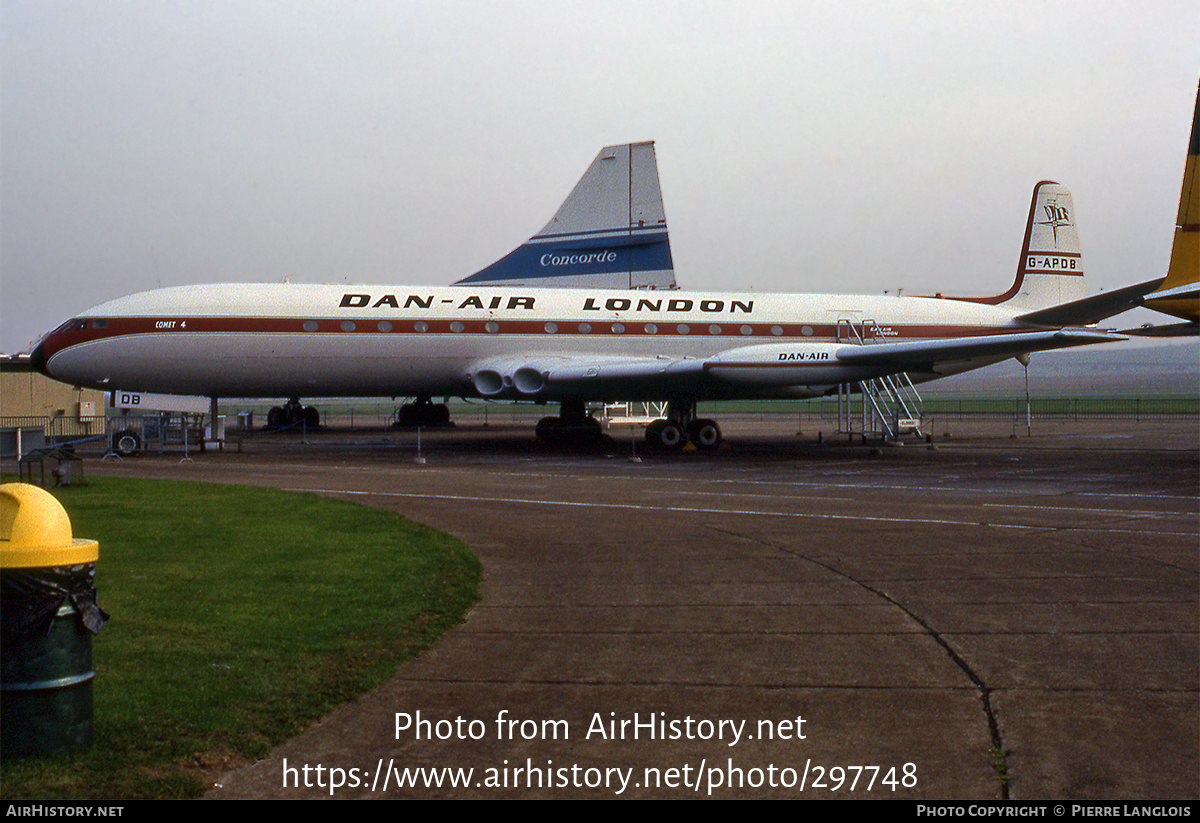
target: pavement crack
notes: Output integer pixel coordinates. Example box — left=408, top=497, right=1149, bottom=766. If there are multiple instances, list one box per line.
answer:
left=708, top=524, right=1012, bottom=799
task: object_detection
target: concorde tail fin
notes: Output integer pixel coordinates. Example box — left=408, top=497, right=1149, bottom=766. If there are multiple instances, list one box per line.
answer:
left=454, top=142, right=676, bottom=289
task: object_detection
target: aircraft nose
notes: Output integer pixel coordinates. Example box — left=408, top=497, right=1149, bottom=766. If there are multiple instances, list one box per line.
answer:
left=29, top=339, right=48, bottom=376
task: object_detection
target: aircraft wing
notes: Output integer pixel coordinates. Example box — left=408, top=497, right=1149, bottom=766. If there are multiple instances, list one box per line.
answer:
left=469, top=354, right=709, bottom=400
left=469, top=328, right=1124, bottom=400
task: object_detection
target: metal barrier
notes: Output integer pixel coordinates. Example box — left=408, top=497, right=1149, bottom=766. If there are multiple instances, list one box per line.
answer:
left=2, top=397, right=1196, bottom=456
left=1, top=415, right=208, bottom=457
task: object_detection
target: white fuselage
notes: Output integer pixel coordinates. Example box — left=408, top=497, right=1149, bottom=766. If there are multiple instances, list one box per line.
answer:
left=36, top=283, right=1037, bottom=401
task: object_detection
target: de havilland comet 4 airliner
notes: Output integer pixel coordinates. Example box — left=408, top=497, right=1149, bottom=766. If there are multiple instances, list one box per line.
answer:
left=33, top=141, right=1136, bottom=450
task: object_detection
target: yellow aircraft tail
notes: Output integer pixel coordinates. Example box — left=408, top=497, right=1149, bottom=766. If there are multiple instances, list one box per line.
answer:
left=1143, top=81, right=1199, bottom=324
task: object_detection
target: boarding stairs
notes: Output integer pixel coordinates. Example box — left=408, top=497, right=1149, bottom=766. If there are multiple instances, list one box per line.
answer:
left=597, top=401, right=669, bottom=428
left=836, top=319, right=924, bottom=440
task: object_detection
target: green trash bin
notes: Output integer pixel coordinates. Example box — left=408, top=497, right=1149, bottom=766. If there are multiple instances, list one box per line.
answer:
left=1, top=483, right=106, bottom=759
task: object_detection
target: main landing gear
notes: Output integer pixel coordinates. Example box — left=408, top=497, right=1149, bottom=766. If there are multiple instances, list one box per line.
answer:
left=644, top=400, right=722, bottom=451
left=535, top=400, right=603, bottom=445
left=266, top=397, right=319, bottom=429
left=394, top=396, right=453, bottom=428
left=533, top=399, right=723, bottom=451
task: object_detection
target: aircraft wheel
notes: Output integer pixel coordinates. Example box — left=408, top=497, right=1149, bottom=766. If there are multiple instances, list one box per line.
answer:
left=434, top=404, right=451, bottom=425
left=303, top=405, right=320, bottom=427
left=267, top=406, right=285, bottom=428
left=574, top=415, right=603, bottom=440
left=112, top=429, right=141, bottom=457
left=644, top=419, right=665, bottom=449
left=535, top=416, right=562, bottom=442
left=689, top=419, right=722, bottom=449
left=657, top=421, right=686, bottom=450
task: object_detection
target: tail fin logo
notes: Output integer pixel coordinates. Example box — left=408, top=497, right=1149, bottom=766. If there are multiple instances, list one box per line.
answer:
left=1037, top=201, right=1073, bottom=244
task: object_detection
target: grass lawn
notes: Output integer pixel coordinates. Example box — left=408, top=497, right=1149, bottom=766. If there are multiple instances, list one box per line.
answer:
left=0, top=476, right=480, bottom=799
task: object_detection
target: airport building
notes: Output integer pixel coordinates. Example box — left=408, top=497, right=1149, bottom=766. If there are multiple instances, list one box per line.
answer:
left=1, top=354, right=106, bottom=457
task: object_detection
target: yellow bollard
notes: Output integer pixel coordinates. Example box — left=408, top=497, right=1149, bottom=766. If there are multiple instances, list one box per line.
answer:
left=1, top=483, right=106, bottom=759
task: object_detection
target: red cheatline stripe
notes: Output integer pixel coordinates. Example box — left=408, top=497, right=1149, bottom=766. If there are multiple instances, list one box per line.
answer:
left=41, top=315, right=1029, bottom=358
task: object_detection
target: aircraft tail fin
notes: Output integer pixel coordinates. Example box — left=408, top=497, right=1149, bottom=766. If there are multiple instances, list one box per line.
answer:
left=454, top=142, right=676, bottom=289
left=1027, top=83, right=1199, bottom=332
left=1004, top=181, right=1088, bottom=309
left=1143, top=80, right=1199, bottom=323
left=945, top=181, right=1087, bottom=314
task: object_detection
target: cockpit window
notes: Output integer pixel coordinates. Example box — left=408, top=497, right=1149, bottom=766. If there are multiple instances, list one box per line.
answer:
left=50, top=318, right=107, bottom=334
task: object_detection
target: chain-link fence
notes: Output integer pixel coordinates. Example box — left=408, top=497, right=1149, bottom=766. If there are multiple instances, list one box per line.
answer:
left=4, top=396, right=1196, bottom=457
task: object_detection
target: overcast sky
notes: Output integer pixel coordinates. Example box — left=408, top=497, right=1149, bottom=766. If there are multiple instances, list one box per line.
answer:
left=2, top=1, right=1197, bottom=353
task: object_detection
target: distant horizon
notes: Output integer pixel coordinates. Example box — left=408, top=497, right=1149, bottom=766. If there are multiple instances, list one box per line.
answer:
left=920, top=338, right=1198, bottom=396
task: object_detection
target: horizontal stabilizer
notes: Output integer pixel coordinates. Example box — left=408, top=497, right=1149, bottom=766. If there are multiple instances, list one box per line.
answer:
left=833, top=329, right=1125, bottom=366
left=1142, top=280, right=1200, bottom=320
left=1120, top=320, right=1200, bottom=337
left=455, top=142, right=676, bottom=290
left=1014, top=277, right=1164, bottom=327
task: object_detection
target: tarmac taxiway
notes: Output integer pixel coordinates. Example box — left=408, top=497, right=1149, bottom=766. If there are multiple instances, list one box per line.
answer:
left=79, top=416, right=1198, bottom=799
